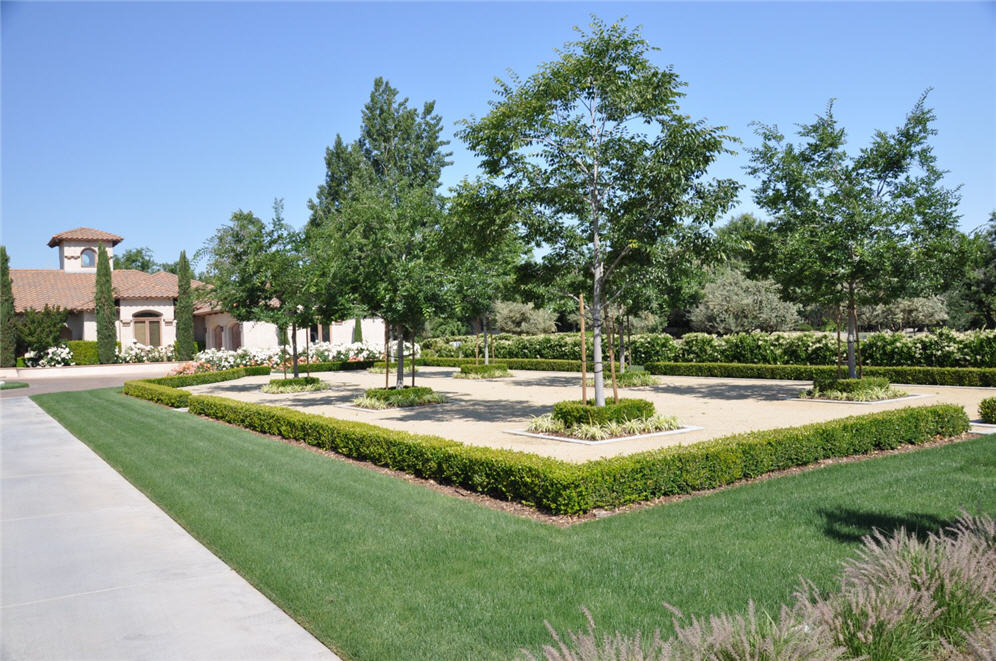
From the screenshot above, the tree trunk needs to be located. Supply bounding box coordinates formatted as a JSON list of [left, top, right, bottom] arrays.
[[591, 268, 606, 406], [483, 316, 490, 366], [607, 317, 619, 404], [580, 294, 587, 403], [291, 323, 299, 378], [855, 307, 862, 378], [846, 293, 858, 379], [617, 315, 625, 373], [835, 306, 843, 379], [305, 330, 310, 376], [384, 321, 390, 389], [411, 336, 416, 388], [395, 326, 405, 389]]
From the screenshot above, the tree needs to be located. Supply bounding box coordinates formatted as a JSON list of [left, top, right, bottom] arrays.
[[14, 306, 68, 356], [861, 296, 948, 331], [309, 78, 452, 388], [689, 269, 800, 334], [115, 246, 159, 272], [493, 301, 557, 335], [945, 213, 996, 329], [747, 92, 963, 377], [0, 246, 15, 367], [459, 17, 740, 405], [352, 317, 363, 343], [174, 251, 195, 360], [95, 246, 116, 363]]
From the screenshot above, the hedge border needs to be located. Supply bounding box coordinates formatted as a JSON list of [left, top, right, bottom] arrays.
[[123, 369, 971, 514], [645, 362, 996, 387]]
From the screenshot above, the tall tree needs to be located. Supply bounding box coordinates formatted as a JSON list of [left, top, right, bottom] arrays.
[[747, 92, 962, 377], [174, 251, 195, 360], [309, 78, 452, 387], [95, 245, 116, 363], [115, 247, 159, 272], [0, 246, 15, 367], [459, 17, 740, 404]]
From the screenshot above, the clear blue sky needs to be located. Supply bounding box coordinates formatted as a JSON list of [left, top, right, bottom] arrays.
[[3, 1, 993, 269]]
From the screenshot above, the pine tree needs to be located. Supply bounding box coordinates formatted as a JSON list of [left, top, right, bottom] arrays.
[[174, 251, 194, 360], [352, 317, 363, 343], [0, 246, 16, 367], [95, 246, 116, 363]]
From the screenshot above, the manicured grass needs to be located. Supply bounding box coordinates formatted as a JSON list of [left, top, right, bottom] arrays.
[[33, 388, 996, 661], [0, 381, 29, 390]]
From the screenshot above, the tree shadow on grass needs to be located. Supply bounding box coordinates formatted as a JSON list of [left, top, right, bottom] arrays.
[[817, 507, 955, 544]]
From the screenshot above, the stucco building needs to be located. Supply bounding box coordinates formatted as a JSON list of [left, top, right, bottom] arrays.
[[10, 227, 383, 351]]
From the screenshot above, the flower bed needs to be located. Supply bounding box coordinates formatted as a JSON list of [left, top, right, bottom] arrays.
[[801, 376, 908, 402], [262, 376, 329, 394], [352, 386, 446, 409]]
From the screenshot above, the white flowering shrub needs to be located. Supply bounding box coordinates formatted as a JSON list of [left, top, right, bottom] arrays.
[[116, 343, 175, 363], [309, 340, 390, 362], [23, 345, 75, 367], [194, 347, 283, 370]]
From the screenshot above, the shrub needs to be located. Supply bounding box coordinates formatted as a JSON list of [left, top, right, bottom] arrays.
[[23, 345, 74, 367], [147, 365, 271, 389], [174, 251, 195, 361], [270, 376, 321, 387], [645, 362, 996, 387], [95, 246, 115, 364], [14, 305, 68, 356], [457, 363, 512, 378], [587, 370, 659, 388], [123, 380, 191, 408], [527, 413, 680, 440], [689, 270, 801, 334], [980, 397, 996, 424], [811, 376, 891, 394], [551, 399, 655, 427], [66, 340, 100, 365], [494, 300, 557, 335], [359, 386, 445, 408], [262, 376, 328, 394]]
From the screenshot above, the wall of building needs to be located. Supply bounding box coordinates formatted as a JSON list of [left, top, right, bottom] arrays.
[[59, 241, 115, 272], [118, 298, 176, 346]]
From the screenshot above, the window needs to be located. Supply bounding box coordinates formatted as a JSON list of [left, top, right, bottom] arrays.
[[213, 325, 224, 349], [133, 311, 162, 347], [229, 323, 242, 350], [81, 249, 96, 268]]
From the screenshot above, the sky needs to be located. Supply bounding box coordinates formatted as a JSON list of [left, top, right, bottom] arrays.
[[2, 1, 994, 270]]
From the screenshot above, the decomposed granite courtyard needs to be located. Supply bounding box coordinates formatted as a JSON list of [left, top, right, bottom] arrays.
[[184, 366, 995, 462]]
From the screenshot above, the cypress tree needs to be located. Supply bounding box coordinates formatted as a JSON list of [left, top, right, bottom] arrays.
[[95, 246, 116, 363], [0, 246, 16, 367], [352, 316, 363, 343], [174, 251, 194, 360]]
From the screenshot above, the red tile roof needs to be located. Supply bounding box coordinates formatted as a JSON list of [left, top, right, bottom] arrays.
[[10, 269, 205, 313], [47, 227, 124, 247]]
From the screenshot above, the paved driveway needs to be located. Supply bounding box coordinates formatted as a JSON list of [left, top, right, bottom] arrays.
[[1, 397, 340, 661]]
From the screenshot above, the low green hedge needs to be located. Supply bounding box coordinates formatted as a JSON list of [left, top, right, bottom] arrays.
[[417, 357, 583, 372], [124, 366, 971, 513], [552, 399, 655, 427], [365, 386, 435, 404], [147, 366, 272, 388], [980, 397, 996, 424], [645, 362, 996, 387], [66, 340, 100, 365], [812, 376, 890, 393], [299, 360, 375, 373], [270, 376, 321, 387], [459, 363, 510, 376]]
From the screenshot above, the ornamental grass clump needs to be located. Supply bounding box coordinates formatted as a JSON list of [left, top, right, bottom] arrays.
[[529, 398, 679, 440], [261, 376, 329, 394], [454, 363, 513, 379], [352, 386, 446, 409], [524, 512, 996, 661], [802, 376, 908, 402], [586, 370, 659, 388]]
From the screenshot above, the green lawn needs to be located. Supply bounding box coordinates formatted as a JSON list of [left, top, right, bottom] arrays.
[[33, 388, 996, 661]]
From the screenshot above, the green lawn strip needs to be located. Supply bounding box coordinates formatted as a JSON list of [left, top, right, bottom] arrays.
[[32, 388, 996, 661], [0, 381, 29, 390]]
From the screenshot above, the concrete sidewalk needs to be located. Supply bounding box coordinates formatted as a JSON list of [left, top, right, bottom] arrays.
[[1, 397, 340, 661]]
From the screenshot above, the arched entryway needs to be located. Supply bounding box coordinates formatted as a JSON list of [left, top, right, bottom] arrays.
[[133, 311, 163, 346], [229, 323, 242, 350], [213, 325, 224, 350]]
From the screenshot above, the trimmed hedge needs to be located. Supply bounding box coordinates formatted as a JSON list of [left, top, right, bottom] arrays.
[[812, 376, 890, 393], [459, 363, 510, 376], [552, 399, 655, 427], [147, 365, 272, 388], [365, 386, 435, 405], [66, 340, 100, 365], [981, 397, 996, 424], [417, 357, 583, 372], [270, 376, 321, 387], [299, 360, 375, 373], [123, 369, 971, 514], [645, 362, 996, 387]]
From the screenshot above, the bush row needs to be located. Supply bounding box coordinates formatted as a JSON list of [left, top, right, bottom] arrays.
[[123, 374, 970, 513], [148, 365, 272, 388], [122, 380, 192, 408], [645, 362, 996, 387], [297, 359, 376, 373], [270, 376, 321, 387], [417, 357, 583, 371], [812, 375, 890, 393], [459, 363, 509, 376], [422, 329, 996, 368]]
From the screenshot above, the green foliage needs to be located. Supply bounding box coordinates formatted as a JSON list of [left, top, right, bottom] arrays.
[[458, 16, 740, 405], [419, 357, 584, 372], [812, 376, 891, 394], [304, 360, 376, 373], [262, 377, 328, 394], [174, 251, 195, 361], [146, 365, 272, 389], [493, 301, 557, 335], [689, 269, 800, 334], [270, 376, 321, 387], [95, 246, 116, 364], [945, 213, 996, 329], [352, 317, 363, 343], [0, 246, 15, 367], [123, 380, 192, 408], [122, 375, 970, 514], [361, 386, 444, 407], [456, 363, 512, 379], [552, 399, 655, 427], [115, 246, 158, 272], [0, 381, 28, 390], [645, 361, 996, 386], [66, 340, 100, 365], [587, 370, 659, 388], [14, 305, 68, 355], [980, 397, 996, 424]]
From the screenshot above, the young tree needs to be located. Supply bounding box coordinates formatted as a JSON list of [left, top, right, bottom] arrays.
[[309, 78, 452, 388], [174, 251, 195, 360], [459, 18, 740, 405], [95, 246, 117, 363], [747, 93, 962, 377], [0, 246, 15, 367]]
